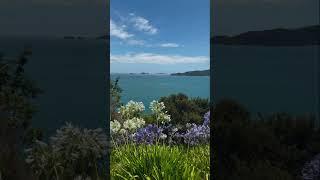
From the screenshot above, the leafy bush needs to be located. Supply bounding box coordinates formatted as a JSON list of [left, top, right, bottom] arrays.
[[159, 93, 209, 125], [213, 99, 320, 180], [25, 123, 108, 179], [213, 98, 250, 124]]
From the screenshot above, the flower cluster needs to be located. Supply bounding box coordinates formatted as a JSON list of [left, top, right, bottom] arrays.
[[123, 117, 145, 131], [181, 123, 210, 145], [150, 100, 166, 113], [50, 123, 108, 159], [111, 118, 146, 135], [110, 120, 121, 134], [119, 100, 145, 120], [175, 111, 210, 146], [203, 111, 210, 126], [150, 100, 171, 124], [111, 101, 146, 136], [25, 122, 108, 179], [301, 153, 320, 180], [132, 124, 166, 144], [111, 100, 210, 147]]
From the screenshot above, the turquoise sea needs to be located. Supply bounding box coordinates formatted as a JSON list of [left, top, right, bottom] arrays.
[[111, 74, 210, 110]]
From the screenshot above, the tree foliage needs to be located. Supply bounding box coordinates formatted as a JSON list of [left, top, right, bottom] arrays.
[[159, 93, 209, 125], [110, 77, 122, 121], [0, 50, 42, 180]]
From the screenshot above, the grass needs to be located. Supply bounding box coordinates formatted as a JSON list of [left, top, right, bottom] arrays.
[[111, 144, 210, 180]]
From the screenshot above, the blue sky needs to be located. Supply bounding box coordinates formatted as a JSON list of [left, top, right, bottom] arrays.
[[110, 0, 210, 73]]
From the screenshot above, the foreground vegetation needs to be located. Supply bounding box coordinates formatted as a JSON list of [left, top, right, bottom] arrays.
[[0, 50, 42, 179], [109, 98, 210, 179], [111, 145, 209, 179], [213, 99, 320, 180]]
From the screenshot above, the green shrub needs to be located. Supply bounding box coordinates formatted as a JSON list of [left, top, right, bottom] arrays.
[[159, 93, 209, 125], [213, 99, 320, 180], [25, 123, 108, 179], [212, 98, 250, 124]]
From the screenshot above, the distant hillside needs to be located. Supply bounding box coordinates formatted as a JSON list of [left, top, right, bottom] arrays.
[[171, 70, 209, 76], [211, 25, 320, 46]]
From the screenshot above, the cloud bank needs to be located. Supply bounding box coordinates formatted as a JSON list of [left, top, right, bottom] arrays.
[[129, 13, 158, 35], [110, 19, 133, 40], [111, 53, 209, 64], [160, 43, 180, 48]]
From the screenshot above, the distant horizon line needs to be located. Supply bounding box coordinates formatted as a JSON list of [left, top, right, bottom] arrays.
[[111, 69, 210, 74], [1, 24, 317, 39]]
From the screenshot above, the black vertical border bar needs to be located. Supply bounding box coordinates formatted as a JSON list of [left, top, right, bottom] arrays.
[[317, 3, 320, 130], [105, 0, 110, 178], [210, 0, 215, 178]]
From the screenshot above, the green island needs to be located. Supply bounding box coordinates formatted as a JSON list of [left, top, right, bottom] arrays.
[[171, 69, 209, 76]]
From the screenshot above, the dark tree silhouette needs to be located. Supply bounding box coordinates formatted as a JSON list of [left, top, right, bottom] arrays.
[[0, 49, 41, 180]]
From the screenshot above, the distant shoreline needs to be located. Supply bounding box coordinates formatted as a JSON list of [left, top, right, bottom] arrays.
[[110, 70, 210, 76], [211, 25, 320, 46], [111, 73, 170, 75], [171, 70, 209, 76]]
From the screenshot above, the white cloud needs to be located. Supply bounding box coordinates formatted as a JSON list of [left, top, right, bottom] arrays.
[[110, 19, 133, 40], [127, 39, 145, 46], [129, 13, 158, 35], [111, 53, 209, 64], [160, 43, 180, 48]]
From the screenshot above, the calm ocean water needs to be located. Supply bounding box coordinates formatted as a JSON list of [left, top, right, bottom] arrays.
[[111, 74, 210, 111], [213, 45, 319, 115], [0, 37, 318, 135], [0, 37, 107, 136]]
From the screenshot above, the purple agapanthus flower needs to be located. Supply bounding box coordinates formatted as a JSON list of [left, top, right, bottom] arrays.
[[183, 123, 210, 145], [203, 111, 210, 126], [176, 111, 211, 146], [132, 124, 165, 144], [301, 153, 320, 180], [115, 111, 211, 146]]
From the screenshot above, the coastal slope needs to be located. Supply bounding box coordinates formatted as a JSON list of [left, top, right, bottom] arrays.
[[211, 25, 320, 46], [171, 70, 209, 76]]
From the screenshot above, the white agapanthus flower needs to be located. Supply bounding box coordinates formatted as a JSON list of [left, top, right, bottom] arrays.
[[119, 128, 127, 134], [150, 100, 171, 124], [172, 128, 178, 133], [119, 100, 145, 119], [160, 113, 171, 124], [123, 119, 134, 130], [150, 100, 165, 113], [110, 120, 121, 133], [123, 117, 145, 131], [160, 133, 167, 140], [186, 123, 192, 128]]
